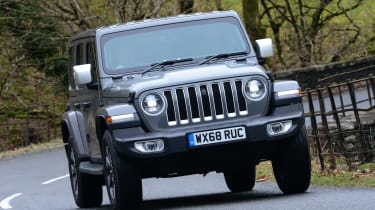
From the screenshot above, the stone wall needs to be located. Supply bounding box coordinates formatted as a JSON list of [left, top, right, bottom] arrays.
[[273, 56, 375, 89]]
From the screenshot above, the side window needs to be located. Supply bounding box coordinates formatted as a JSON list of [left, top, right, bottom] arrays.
[[86, 42, 98, 84], [69, 46, 76, 90], [76, 43, 84, 65]]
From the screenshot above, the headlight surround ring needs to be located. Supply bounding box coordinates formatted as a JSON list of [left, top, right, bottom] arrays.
[[140, 93, 166, 116], [244, 78, 267, 101]]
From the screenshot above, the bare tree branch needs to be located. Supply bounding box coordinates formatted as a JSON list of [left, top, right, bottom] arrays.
[[260, 0, 286, 68], [261, 0, 364, 68]]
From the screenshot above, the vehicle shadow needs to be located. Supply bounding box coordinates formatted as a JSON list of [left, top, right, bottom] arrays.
[[84, 188, 312, 210], [141, 190, 284, 210]]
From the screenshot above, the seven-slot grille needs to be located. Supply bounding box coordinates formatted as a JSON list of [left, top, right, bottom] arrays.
[[164, 80, 248, 126]]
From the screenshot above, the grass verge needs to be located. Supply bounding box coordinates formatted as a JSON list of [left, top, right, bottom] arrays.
[[256, 160, 375, 188], [0, 139, 64, 159]]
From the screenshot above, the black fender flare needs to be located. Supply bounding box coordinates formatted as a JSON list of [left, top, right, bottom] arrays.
[[95, 104, 140, 150], [61, 111, 90, 161]]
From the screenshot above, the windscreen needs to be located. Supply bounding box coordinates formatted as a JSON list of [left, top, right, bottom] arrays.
[[101, 17, 250, 74]]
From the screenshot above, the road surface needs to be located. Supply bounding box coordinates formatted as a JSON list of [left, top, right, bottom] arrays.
[[1, 147, 375, 210]]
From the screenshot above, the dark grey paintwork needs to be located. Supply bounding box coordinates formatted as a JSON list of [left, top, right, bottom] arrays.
[[57, 10, 311, 210], [97, 104, 137, 118], [101, 62, 268, 99], [272, 80, 302, 106], [62, 10, 304, 176], [136, 75, 271, 131]]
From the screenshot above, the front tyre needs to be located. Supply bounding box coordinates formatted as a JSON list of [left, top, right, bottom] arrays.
[[66, 140, 103, 208], [102, 130, 142, 210], [224, 165, 256, 192], [272, 126, 311, 194]]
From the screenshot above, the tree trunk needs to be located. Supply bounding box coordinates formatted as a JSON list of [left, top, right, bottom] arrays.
[[215, 0, 223, 11], [242, 0, 262, 43], [179, 0, 194, 14]]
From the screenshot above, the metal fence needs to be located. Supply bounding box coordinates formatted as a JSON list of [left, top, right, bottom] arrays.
[[303, 76, 375, 171], [0, 104, 59, 152]]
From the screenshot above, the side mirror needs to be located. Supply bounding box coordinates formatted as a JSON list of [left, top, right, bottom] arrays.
[[255, 38, 274, 58], [73, 64, 92, 86]]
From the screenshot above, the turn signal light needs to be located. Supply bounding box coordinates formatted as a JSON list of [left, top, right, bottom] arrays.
[[277, 89, 301, 97], [105, 114, 135, 124]]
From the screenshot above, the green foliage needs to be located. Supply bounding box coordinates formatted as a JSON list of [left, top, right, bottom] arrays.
[[257, 160, 375, 187], [358, 163, 375, 171], [0, 0, 67, 77], [311, 172, 375, 187]]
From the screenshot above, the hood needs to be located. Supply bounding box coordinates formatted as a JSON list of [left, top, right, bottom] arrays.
[[101, 62, 270, 99]]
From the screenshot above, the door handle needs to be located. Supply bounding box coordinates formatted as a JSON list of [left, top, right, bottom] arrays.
[[82, 102, 92, 108], [73, 102, 91, 109], [73, 103, 81, 109]]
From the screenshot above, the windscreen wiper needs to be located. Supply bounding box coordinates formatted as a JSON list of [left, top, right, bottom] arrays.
[[141, 58, 193, 75], [198, 51, 248, 65]]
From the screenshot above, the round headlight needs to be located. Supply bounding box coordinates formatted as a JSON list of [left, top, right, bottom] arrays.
[[245, 79, 267, 101], [141, 94, 165, 115]]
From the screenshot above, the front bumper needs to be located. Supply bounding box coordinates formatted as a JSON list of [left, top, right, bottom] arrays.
[[112, 103, 304, 158]]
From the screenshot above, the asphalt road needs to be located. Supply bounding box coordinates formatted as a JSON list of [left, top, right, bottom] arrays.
[[1, 147, 375, 210]]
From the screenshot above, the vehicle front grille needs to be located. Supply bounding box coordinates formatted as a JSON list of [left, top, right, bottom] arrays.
[[163, 80, 248, 126]]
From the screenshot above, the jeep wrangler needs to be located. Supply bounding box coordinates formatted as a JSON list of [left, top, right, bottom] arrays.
[[62, 11, 311, 210]]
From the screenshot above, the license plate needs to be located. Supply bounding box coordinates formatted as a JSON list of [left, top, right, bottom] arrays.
[[188, 126, 246, 147]]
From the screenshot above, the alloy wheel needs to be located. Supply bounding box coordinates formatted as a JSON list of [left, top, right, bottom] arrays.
[[104, 145, 116, 204], [69, 147, 79, 198]]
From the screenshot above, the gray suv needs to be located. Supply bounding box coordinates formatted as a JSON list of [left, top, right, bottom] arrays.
[[62, 11, 310, 210]]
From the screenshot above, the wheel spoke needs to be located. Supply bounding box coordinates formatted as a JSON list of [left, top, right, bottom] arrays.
[[104, 146, 116, 204], [69, 147, 79, 197]]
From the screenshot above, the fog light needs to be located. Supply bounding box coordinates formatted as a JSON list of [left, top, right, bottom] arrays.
[[267, 120, 292, 136], [134, 139, 164, 153]]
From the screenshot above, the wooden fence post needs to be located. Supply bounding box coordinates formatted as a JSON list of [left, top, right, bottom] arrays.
[[317, 88, 336, 170], [25, 107, 30, 146], [370, 76, 375, 104], [307, 89, 325, 171], [347, 82, 370, 162], [6, 108, 10, 137], [366, 80, 372, 107], [46, 104, 50, 142], [53, 98, 57, 140], [338, 87, 346, 117], [327, 86, 353, 170]]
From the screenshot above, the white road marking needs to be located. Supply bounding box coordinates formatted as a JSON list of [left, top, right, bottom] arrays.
[[42, 174, 69, 185], [0, 193, 22, 209]]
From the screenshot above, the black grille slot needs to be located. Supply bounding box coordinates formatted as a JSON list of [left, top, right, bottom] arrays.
[[200, 85, 211, 117], [176, 89, 188, 121], [188, 87, 200, 119], [212, 83, 223, 116], [235, 81, 247, 112], [224, 82, 235, 114], [164, 91, 176, 122]]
